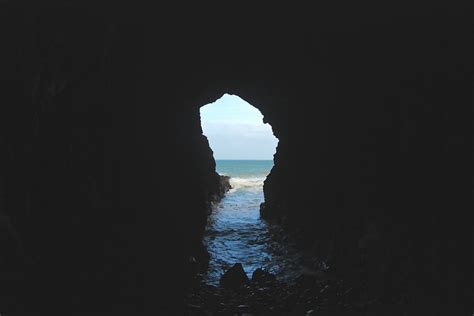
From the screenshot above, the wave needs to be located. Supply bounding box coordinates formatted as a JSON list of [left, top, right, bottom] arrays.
[[229, 176, 266, 191]]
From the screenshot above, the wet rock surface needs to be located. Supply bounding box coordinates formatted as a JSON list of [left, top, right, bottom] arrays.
[[186, 269, 381, 315], [219, 175, 232, 194]]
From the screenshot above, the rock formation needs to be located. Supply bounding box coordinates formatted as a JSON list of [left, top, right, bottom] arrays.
[[220, 263, 249, 289], [0, 3, 470, 314]]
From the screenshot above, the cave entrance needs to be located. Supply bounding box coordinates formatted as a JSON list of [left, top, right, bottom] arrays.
[[199, 94, 301, 285]]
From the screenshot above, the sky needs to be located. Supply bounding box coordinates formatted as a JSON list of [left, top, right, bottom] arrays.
[[200, 94, 278, 160]]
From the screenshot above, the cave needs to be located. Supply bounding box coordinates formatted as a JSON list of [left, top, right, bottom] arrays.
[[0, 3, 471, 314], [198, 94, 285, 284]]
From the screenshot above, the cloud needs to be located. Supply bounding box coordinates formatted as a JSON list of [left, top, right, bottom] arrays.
[[200, 94, 278, 159], [202, 121, 274, 138]]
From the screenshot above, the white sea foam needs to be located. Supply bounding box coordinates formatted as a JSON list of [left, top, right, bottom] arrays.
[[229, 176, 265, 191]]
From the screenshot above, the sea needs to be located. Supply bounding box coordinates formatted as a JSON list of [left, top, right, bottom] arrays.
[[203, 160, 312, 286]]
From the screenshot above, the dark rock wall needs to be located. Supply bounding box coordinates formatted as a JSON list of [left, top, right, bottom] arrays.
[[1, 8, 146, 311], [0, 3, 470, 312]]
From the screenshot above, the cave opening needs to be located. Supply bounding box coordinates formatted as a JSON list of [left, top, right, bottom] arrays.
[[198, 94, 303, 285]]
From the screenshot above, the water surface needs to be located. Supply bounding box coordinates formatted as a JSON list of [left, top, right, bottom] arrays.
[[203, 160, 310, 285]]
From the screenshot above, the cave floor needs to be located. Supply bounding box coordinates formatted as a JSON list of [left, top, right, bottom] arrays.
[[184, 272, 388, 315]]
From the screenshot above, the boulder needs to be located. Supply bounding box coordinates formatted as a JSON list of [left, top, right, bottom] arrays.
[[251, 268, 276, 284], [219, 175, 232, 193], [220, 263, 249, 289]]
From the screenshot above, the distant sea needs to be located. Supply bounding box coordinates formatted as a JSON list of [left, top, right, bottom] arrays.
[[203, 160, 307, 286], [215, 160, 273, 192]]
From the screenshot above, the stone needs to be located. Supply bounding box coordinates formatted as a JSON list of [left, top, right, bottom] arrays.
[[251, 268, 276, 284], [220, 263, 249, 289]]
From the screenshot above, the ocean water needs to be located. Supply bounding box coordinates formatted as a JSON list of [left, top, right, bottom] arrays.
[[216, 160, 272, 193], [203, 160, 309, 285]]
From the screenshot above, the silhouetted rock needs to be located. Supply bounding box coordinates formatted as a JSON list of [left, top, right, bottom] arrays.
[[220, 263, 249, 289], [251, 268, 276, 284]]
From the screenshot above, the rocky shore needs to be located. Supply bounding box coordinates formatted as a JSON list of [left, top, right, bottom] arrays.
[[185, 264, 387, 315], [189, 174, 232, 275], [215, 175, 232, 203]]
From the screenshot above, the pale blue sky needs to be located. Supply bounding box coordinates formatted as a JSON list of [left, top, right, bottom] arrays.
[[200, 94, 278, 160]]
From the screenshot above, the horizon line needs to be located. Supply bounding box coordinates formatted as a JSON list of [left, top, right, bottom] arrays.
[[215, 158, 274, 161]]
